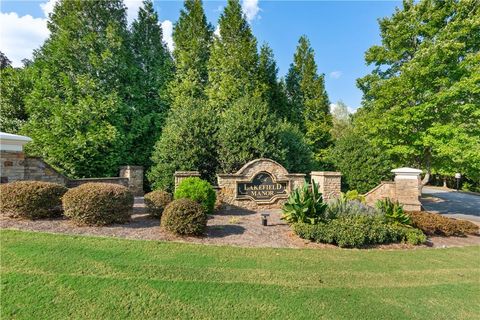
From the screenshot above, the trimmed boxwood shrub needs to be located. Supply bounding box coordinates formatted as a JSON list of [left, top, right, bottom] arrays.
[[63, 183, 134, 226], [407, 211, 479, 236], [0, 181, 67, 219], [174, 177, 216, 215], [161, 199, 207, 236], [293, 215, 426, 248], [144, 190, 172, 218]]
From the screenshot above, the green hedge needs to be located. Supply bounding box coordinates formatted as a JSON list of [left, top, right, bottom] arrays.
[[174, 177, 216, 215], [293, 215, 426, 248], [0, 181, 68, 219], [63, 183, 134, 226]]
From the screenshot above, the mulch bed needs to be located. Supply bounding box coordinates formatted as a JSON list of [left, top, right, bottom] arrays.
[[1, 198, 479, 249]]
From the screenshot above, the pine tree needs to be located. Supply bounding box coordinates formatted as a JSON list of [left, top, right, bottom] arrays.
[[257, 44, 289, 120], [286, 35, 332, 166], [206, 0, 260, 111], [128, 0, 174, 170], [22, 0, 132, 177], [148, 0, 216, 190], [171, 0, 213, 100]]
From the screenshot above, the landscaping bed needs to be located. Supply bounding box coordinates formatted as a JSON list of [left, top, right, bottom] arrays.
[[1, 197, 479, 249]]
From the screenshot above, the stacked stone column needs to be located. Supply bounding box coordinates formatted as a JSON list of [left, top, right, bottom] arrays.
[[310, 171, 342, 202]]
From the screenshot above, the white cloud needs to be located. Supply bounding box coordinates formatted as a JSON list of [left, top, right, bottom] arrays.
[[0, 12, 50, 67], [330, 103, 356, 114], [124, 0, 143, 25], [40, 0, 58, 18], [329, 71, 343, 79], [242, 0, 261, 22], [161, 20, 173, 52], [214, 25, 221, 38]]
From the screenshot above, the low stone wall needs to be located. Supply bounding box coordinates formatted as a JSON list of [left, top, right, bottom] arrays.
[[67, 177, 129, 188], [24, 157, 69, 185], [1, 150, 143, 195], [364, 182, 395, 207], [364, 168, 422, 211]]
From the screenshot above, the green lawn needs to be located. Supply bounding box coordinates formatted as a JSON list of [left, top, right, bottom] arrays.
[[1, 230, 479, 319]]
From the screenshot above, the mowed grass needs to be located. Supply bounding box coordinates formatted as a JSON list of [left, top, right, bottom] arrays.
[[1, 230, 479, 319]]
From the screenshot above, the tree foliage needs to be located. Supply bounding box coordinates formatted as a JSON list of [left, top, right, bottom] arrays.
[[22, 0, 132, 177], [128, 0, 174, 169], [356, 0, 480, 182], [206, 0, 261, 112], [286, 36, 332, 166]]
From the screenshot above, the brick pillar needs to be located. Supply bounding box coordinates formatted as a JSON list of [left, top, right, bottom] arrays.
[[119, 166, 144, 196], [310, 171, 342, 202], [391, 167, 422, 211], [174, 171, 200, 191]]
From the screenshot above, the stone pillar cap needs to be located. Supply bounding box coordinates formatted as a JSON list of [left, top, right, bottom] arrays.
[[311, 171, 342, 176], [0, 132, 32, 152], [391, 167, 423, 174]]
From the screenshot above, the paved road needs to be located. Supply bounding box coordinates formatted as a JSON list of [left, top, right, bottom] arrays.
[[422, 187, 480, 222]]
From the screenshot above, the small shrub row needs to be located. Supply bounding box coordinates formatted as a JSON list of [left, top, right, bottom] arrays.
[[407, 211, 479, 236], [0, 181, 67, 219], [293, 215, 426, 248]]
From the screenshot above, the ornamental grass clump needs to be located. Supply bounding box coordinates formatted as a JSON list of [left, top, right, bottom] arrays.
[[174, 177, 216, 215], [0, 181, 67, 219], [144, 190, 172, 218], [62, 183, 134, 226], [161, 199, 207, 236]]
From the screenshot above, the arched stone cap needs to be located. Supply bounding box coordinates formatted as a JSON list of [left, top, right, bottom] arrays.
[[235, 158, 289, 176]]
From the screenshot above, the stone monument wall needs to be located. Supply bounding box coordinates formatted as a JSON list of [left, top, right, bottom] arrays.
[[216, 158, 306, 211]]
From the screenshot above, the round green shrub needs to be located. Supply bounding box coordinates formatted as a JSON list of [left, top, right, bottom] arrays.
[[161, 199, 207, 236], [144, 190, 172, 218], [0, 181, 67, 219], [63, 183, 134, 226], [174, 177, 216, 215]]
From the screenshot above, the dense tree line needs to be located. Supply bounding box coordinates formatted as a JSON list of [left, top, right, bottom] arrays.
[[2, 0, 476, 192], [329, 0, 480, 192]]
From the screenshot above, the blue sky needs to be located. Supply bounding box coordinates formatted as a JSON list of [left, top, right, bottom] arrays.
[[0, 0, 402, 110]]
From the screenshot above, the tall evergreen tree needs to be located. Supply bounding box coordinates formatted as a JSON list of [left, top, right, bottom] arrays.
[[128, 0, 174, 170], [206, 0, 261, 111], [148, 0, 216, 190], [286, 35, 332, 166], [22, 0, 132, 178], [171, 0, 213, 100], [257, 44, 289, 119]]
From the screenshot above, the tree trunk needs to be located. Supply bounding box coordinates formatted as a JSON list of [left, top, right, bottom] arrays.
[[421, 148, 431, 188]]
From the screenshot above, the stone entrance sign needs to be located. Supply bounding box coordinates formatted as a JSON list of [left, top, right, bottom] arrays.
[[217, 158, 305, 211], [237, 171, 288, 202]]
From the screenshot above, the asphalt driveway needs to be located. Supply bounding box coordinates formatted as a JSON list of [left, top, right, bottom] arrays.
[[422, 187, 480, 222]]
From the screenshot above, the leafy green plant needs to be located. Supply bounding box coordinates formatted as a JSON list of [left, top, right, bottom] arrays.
[[282, 183, 328, 224], [343, 190, 366, 203], [376, 198, 411, 225], [174, 177, 216, 215]]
